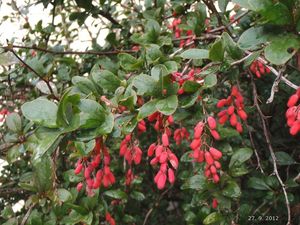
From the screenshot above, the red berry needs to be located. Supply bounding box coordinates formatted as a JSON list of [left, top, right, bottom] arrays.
[[204, 151, 214, 165], [207, 116, 217, 129], [230, 113, 238, 126], [168, 168, 175, 184], [287, 94, 299, 107], [236, 122, 243, 133], [237, 109, 247, 121], [209, 147, 222, 160], [162, 133, 169, 147], [76, 182, 83, 192], [210, 129, 220, 140], [157, 173, 167, 189], [217, 99, 227, 108], [212, 198, 218, 209]]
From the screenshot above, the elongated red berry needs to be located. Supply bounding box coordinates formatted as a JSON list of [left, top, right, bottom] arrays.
[[213, 174, 220, 183], [205, 151, 214, 165], [237, 109, 247, 121], [227, 106, 235, 115], [217, 99, 227, 108], [212, 198, 218, 209], [290, 122, 300, 135], [207, 116, 217, 129], [209, 147, 222, 160], [159, 151, 168, 163], [77, 182, 83, 192], [214, 160, 221, 169], [230, 113, 238, 126], [236, 122, 243, 133], [162, 133, 169, 147], [210, 165, 217, 174], [168, 168, 175, 184], [219, 114, 228, 124], [147, 143, 156, 157], [157, 173, 167, 189], [210, 129, 220, 140], [190, 138, 201, 150], [287, 94, 299, 107], [74, 163, 83, 175]]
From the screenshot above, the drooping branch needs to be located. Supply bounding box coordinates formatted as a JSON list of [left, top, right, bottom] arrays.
[[1, 45, 137, 56], [251, 74, 291, 225]]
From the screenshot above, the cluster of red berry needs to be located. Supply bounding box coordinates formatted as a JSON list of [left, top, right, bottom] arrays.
[[286, 89, 300, 135], [216, 86, 247, 133], [171, 68, 202, 95], [250, 60, 271, 78], [119, 134, 142, 165], [74, 139, 115, 195], [173, 127, 190, 145], [105, 212, 116, 225], [148, 132, 179, 189], [148, 112, 173, 132], [190, 120, 222, 183], [169, 18, 194, 47]]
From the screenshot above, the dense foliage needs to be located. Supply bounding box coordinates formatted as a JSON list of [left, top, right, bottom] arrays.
[[1, 0, 300, 224]]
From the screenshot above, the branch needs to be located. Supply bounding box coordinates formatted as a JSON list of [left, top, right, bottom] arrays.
[[209, 10, 249, 34], [142, 187, 171, 225], [8, 48, 59, 101], [98, 9, 120, 26], [2, 45, 137, 56], [202, 0, 233, 36], [21, 203, 36, 225], [251, 74, 291, 225], [266, 66, 284, 104]]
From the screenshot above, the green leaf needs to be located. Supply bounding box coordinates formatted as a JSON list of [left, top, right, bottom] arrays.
[[247, 177, 271, 190], [118, 53, 143, 71], [32, 154, 54, 192], [6, 112, 22, 132], [72, 76, 97, 95], [273, 151, 296, 166], [180, 49, 209, 60], [133, 74, 157, 95], [57, 188, 73, 202], [104, 190, 127, 200], [151, 64, 169, 81], [229, 164, 250, 177], [238, 27, 269, 50], [21, 98, 58, 128], [222, 181, 241, 198], [264, 35, 300, 65], [130, 191, 145, 201], [209, 39, 224, 61], [137, 99, 158, 121], [27, 127, 62, 160], [229, 148, 253, 168], [261, 3, 292, 25], [181, 174, 207, 190], [91, 66, 121, 92], [78, 99, 107, 129], [204, 74, 217, 88], [222, 32, 243, 59], [182, 80, 201, 93], [156, 95, 178, 115], [0, 51, 18, 66], [203, 212, 223, 225], [164, 61, 178, 73]]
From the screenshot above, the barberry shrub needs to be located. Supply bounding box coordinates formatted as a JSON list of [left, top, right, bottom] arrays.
[[0, 1, 300, 225]]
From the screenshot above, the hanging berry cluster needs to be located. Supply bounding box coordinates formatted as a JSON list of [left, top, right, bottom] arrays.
[[148, 132, 179, 189], [168, 17, 194, 47], [173, 127, 190, 145], [190, 120, 222, 183], [286, 89, 300, 135], [216, 86, 247, 133], [119, 134, 142, 165], [250, 60, 271, 78], [171, 68, 202, 95], [74, 138, 115, 195], [119, 133, 142, 186]]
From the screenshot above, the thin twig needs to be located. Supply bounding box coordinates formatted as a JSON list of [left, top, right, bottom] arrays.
[[20, 203, 35, 225], [142, 187, 171, 225], [9, 49, 59, 101], [2, 45, 137, 56], [251, 74, 291, 225], [266, 66, 284, 104]]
